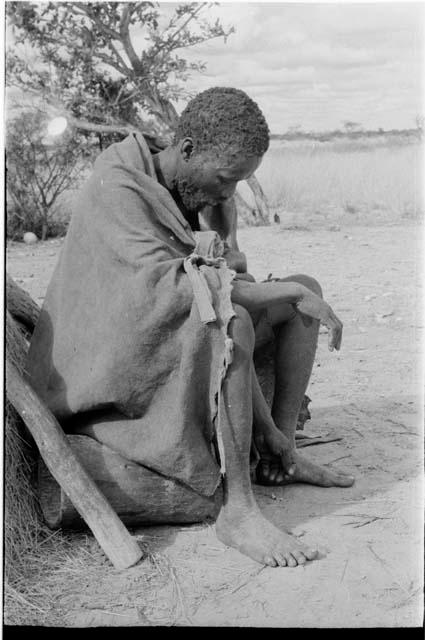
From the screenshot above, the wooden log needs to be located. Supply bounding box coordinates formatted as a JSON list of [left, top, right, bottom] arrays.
[[246, 174, 270, 226], [6, 359, 143, 570], [234, 191, 259, 227], [6, 274, 40, 335], [38, 435, 222, 529]]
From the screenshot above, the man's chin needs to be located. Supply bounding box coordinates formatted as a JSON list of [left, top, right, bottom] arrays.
[[182, 198, 216, 213]]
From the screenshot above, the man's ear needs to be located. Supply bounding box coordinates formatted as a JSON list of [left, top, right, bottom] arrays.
[[180, 137, 194, 162]]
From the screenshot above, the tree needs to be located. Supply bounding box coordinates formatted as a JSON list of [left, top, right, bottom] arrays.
[[287, 124, 302, 136], [6, 2, 234, 138], [6, 109, 89, 240], [6, 2, 269, 224], [342, 120, 363, 134]]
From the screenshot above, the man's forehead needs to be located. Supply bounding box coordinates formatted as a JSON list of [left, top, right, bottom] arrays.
[[201, 148, 259, 167], [215, 155, 262, 174]]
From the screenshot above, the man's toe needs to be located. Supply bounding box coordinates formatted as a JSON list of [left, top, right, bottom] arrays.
[[286, 554, 297, 567], [304, 547, 318, 560], [275, 470, 285, 484], [292, 550, 307, 565], [274, 552, 287, 567], [339, 473, 355, 486]]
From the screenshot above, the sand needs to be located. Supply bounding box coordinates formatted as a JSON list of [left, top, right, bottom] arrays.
[[6, 220, 423, 627]]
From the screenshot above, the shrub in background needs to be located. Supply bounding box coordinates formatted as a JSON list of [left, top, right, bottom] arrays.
[[6, 110, 90, 240]]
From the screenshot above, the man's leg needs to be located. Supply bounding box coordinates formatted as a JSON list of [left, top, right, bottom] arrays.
[[257, 274, 354, 487], [215, 304, 318, 567]]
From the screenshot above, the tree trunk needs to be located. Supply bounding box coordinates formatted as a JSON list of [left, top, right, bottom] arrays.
[[41, 221, 48, 241], [6, 274, 40, 334], [246, 174, 270, 225], [234, 191, 259, 226]]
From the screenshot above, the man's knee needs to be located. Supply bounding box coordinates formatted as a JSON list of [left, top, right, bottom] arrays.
[[230, 304, 255, 356], [287, 274, 323, 298]]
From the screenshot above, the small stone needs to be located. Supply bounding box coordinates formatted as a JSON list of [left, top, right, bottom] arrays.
[[23, 232, 38, 245]]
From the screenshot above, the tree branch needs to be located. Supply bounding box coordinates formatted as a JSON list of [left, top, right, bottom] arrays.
[[95, 49, 130, 76], [119, 4, 144, 75], [71, 4, 120, 41]]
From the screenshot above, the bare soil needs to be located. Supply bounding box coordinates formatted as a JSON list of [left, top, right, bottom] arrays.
[[6, 220, 423, 627]]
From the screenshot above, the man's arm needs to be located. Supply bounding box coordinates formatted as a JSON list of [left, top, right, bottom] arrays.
[[231, 279, 343, 352], [199, 199, 248, 273]]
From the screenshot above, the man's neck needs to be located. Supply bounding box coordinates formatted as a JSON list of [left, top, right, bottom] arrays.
[[153, 147, 178, 193], [153, 147, 200, 228]]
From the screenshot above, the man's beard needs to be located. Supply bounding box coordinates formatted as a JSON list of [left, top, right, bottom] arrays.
[[175, 177, 216, 213]]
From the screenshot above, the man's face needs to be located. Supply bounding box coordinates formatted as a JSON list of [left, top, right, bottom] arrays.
[[175, 146, 262, 213]]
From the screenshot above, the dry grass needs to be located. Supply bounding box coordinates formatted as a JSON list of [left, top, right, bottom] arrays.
[[239, 137, 424, 225], [4, 311, 78, 626]]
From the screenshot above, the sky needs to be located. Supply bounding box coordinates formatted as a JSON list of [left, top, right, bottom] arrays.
[[155, 1, 425, 133], [4, 2, 424, 134]]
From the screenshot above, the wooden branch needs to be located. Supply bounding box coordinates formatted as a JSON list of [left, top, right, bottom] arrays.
[[72, 3, 120, 41], [234, 190, 259, 227], [96, 49, 130, 76], [119, 4, 144, 75], [68, 116, 136, 136], [6, 360, 143, 570], [67, 116, 170, 151], [41, 156, 60, 193], [6, 275, 40, 334], [108, 42, 131, 74], [45, 168, 75, 209], [157, 3, 204, 55], [246, 174, 270, 226]]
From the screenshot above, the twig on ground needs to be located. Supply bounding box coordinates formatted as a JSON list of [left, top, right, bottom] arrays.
[[229, 565, 267, 595], [393, 586, 423, 609], [340, 559, 349, 583], [169, 565, 192, 625], [344, 516, 391, 528], [325, 455, 351, 464], [297, 436, 343, 448], [367, 544, 410, 595]]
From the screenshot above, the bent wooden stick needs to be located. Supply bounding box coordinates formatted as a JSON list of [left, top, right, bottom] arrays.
[[6, 358, 143, 570]]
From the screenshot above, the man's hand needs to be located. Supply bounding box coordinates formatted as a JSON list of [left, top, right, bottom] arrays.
[[222, 246, 247, 273], [234, 272, 256, 283], [295, 289, 343, 351]]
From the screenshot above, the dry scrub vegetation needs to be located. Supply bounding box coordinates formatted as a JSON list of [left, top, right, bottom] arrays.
[[239, 137, 424, 226]]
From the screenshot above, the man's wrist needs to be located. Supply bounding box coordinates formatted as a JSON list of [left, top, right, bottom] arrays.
[[286, 282, 304, 305]]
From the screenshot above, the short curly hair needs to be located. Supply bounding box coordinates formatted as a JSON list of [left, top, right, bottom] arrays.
[[174, 87, 270, 158]]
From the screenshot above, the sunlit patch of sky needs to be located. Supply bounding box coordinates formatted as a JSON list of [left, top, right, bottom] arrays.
[[142, 1, 424, 133]]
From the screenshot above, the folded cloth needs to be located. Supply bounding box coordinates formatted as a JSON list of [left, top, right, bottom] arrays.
[[26, 133, 236, 496]]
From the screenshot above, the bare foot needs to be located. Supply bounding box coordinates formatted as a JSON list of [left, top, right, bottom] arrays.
[[256, 449, 355, 487], [216, 506, 318, 567]]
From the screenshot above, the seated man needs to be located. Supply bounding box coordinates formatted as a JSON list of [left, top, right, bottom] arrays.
[[27, 87, 354, 569]]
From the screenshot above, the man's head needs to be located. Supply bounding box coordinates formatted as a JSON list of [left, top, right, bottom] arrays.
[[172, 87, 270, 213]]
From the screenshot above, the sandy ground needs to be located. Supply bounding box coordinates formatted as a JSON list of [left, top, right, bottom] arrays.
[[6, 220, 424, 627]]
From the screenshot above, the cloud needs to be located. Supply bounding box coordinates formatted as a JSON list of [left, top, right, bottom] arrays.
[[136, 2, 424, 131], [6, 2, 423, 132]]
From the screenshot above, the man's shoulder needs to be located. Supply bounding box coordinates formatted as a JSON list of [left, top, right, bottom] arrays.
[[94, 133, 156, 180]]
